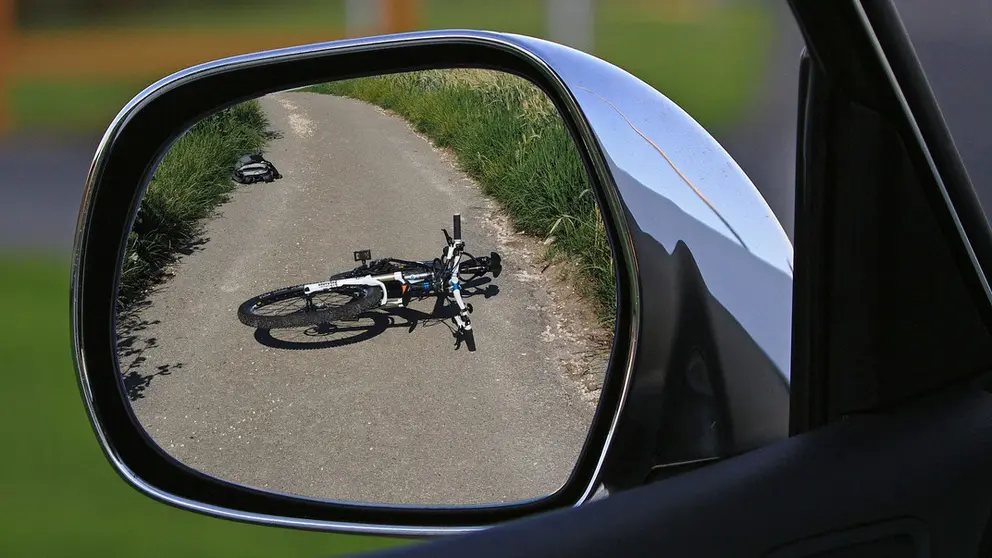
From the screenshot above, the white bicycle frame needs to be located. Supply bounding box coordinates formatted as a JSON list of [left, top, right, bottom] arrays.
[[300, 237, 473, 331], [445, 240, 472, 333]]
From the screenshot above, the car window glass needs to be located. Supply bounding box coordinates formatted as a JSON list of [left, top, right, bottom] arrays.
[[895, 0, 992, 216]]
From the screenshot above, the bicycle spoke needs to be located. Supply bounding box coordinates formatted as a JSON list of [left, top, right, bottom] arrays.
[[252, 289, 360, 317]]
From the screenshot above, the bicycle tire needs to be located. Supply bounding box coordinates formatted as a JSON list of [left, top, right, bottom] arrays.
[[237, 281, 382, 329]]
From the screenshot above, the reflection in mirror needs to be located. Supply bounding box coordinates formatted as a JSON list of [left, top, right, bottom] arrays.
[[116, 69, 617, 506]]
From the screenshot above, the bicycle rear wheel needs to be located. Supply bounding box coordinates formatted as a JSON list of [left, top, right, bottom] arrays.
[[237, 282, 382, 329]]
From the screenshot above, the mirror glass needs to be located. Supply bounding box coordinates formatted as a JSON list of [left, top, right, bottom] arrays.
[[115, 69, 617, 506]]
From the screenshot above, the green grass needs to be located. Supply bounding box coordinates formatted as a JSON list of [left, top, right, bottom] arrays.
[[10, 0, 771, 133], [0, 255, 407, 557], [424, 0, 773, 130], [593, 1, 772, 130], [309, 70, 616, 323], [9, 77, 157, 132], [119, 101, 269, 307]]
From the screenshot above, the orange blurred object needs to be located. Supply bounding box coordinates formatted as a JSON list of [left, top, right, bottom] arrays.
[[0, 0, 421, 133], [0, 0, 13, 132], [11, 29, 347, 79], [384, 0, 419, 34]]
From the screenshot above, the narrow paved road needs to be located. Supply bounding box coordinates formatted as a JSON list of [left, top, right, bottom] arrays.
[[117, 91, 597, 506]]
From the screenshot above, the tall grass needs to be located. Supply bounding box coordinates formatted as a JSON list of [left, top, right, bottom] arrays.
[[119, 101, 269, 307], [309, 70, 616, 324]]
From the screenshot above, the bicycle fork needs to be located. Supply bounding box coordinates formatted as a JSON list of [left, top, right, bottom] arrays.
[[450, 278, 472, 333], [444, 236, 473, 336]]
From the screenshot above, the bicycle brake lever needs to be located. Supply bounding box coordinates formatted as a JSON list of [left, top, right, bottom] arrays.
[[442, 228, 453, 246]]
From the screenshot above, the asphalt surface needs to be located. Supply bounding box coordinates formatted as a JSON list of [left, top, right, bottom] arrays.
[[116, 91, 596, 506]]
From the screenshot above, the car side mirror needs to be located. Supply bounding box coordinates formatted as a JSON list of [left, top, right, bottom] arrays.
[[71, 30, 793, 536]]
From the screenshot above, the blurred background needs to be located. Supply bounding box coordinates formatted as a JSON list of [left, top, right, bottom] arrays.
[[0, 0, 987, 556]]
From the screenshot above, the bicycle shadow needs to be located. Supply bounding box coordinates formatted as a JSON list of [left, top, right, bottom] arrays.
[[251, 278, 499, 352]]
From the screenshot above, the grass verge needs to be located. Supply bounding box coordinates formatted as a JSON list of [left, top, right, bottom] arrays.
[[309, 70, 616, 324], [0, 254, 406, 557], [119, 100, 269, 307]]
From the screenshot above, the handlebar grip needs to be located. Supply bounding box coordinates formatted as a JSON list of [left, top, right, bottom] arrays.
[[453, 214, 461, 240]]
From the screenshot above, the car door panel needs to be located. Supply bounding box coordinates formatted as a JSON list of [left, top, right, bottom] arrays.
[[362, 387, 992, 557]]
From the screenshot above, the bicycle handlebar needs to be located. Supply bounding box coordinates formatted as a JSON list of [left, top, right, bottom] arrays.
[[453, 214, 461, 241]]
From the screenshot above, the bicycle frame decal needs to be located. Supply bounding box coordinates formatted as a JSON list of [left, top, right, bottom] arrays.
[[303, 277, 390, 303]]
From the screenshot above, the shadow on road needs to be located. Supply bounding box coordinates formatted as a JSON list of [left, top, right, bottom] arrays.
[[123, 362, 184, 401], [116, 300, 185, 401], [252, 278, 499, 352]]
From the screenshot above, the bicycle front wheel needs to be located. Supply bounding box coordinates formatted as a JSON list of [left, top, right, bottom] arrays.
[[237, 282, 382, 329]]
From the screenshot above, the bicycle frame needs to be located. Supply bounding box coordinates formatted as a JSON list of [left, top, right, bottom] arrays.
[[301, 214, 476, 333]]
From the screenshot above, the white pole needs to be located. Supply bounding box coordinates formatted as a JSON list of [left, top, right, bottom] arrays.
[[345, 0, 380, 37], [547, 0, 595, 53]]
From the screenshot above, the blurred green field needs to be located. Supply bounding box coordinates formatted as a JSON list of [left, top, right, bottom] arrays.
[[10, 0, 771, 133], [0, 255, 407, 557]]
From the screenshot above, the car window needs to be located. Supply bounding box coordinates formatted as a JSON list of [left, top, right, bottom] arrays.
[[895, 0, 992, 217]]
